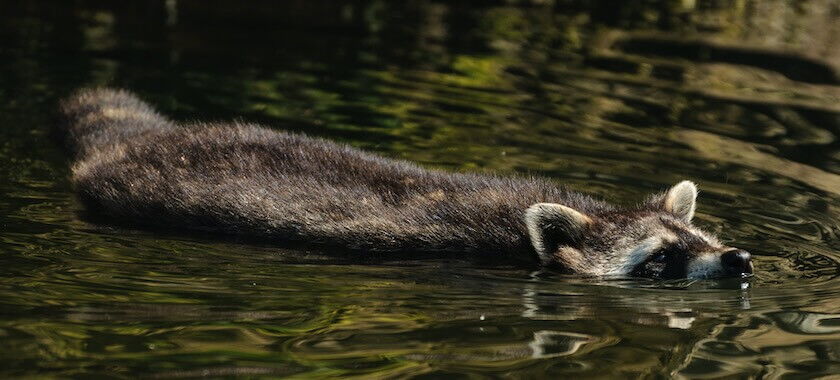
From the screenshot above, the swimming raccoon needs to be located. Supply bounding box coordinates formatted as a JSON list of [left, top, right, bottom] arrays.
[[59, 88, 753, 279]]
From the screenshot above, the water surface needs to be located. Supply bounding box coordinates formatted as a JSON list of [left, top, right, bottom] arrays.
[[2, 1, 840, 378]]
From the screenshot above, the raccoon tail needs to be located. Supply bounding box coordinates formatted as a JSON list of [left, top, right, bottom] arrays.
[[58, 88, 174, 160]]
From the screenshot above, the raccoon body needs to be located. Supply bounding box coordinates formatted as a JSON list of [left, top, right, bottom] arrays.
[[59, 89, 753, 279]]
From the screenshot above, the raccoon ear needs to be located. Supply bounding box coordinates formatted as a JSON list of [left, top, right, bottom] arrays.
[[525, 203, 592, 263], [663, 180, 698, 222]]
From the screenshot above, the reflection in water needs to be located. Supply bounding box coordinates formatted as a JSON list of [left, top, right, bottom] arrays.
[[1, 0, 840, 377], [773, 311, 840, 334], [675, 129, 840, 196], [678, 310, 840, 378], [529, 331, 594, 358]]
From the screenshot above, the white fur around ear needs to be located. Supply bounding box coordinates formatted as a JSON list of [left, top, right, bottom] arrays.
[[664, 180, 698, 222], [525, 203, 591, 263]]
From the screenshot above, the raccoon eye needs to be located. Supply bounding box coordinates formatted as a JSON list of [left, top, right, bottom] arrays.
[[652, 250, 668, 263]]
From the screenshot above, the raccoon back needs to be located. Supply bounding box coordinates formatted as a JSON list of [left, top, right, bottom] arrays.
[[60, 89, 613, 259]]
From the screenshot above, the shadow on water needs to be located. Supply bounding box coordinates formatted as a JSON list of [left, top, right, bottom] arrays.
[[1, 0, 840, 378]]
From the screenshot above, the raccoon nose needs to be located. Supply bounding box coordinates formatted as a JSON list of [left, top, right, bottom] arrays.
[[721, 249, 753, 275]]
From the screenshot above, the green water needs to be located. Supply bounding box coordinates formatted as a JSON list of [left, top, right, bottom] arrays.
[[2, 1, 840, 378]]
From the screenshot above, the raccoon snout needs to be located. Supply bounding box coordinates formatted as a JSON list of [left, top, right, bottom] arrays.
[[721, 249, 753, 276]]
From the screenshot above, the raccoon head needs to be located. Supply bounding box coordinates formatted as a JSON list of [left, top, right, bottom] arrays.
[[525, 181, 753, 279]]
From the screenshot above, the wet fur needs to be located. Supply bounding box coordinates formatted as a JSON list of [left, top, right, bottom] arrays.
[[58, 88, 731, 276]]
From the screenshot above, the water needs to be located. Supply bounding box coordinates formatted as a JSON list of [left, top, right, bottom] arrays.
[[2, 0, 840, 378]]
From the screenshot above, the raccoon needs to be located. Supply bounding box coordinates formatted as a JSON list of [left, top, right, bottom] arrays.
[[59, 88, 753, 279]]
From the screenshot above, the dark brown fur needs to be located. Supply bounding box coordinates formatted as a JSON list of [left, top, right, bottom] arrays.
[[59, 89, 618, 262], [58, 88, 752, 278]]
